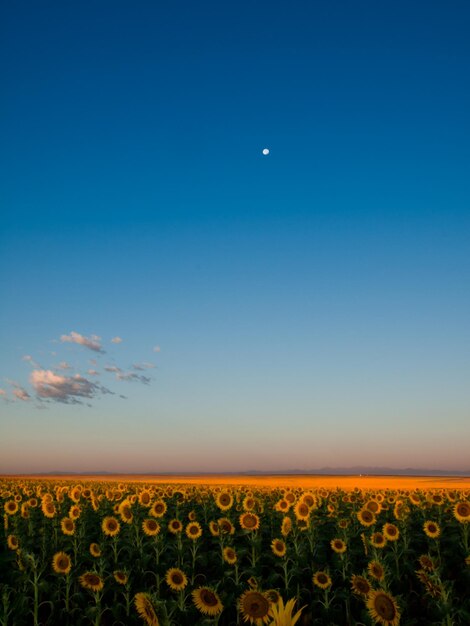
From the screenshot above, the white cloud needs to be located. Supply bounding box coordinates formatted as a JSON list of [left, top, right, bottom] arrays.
[[60, 331, 104, 353], [104, 365, 122, 373], [87, 369, 99, 376], [12, 386, 31, 401], [111, 336, 123, 344], [57, 361, 72, 370], [153, 345, 161, 352], [30, 369, 110, 404]]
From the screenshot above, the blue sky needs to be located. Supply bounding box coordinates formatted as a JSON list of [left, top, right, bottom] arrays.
[[1, 1, 469, 472]]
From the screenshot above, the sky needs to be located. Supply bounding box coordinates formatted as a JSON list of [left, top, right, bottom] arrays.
[[1, 1, 469, 474]]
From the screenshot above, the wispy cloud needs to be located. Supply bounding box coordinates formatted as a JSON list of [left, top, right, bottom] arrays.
[[132, 362, 156, 371], [60, 331, 104, 353], [12, 386, 31, 401], [116, 372, 151, 384], [22, 355, 42, 368], [7, 330, 156, 409], [30, 370, 111, 404]]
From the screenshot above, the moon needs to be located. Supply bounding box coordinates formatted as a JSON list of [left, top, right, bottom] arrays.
[[262, 148, 270, 155]]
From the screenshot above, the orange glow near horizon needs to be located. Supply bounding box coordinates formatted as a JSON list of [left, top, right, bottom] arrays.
[[4, 473, 470, 490]]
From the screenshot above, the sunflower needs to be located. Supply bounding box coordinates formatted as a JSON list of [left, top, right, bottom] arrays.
[[285, 491, 296, 504], [357, 509, 376, 527], [418, 554, 436, 571], [351, 574, 371, 598], [293, 501, 310, 520], [114, 570, 128, 585], [142, 519, 160, 536], [52, 552, 72, 575], [368, 560, 385, 582], [223, 546, 237, 565], [281, 516, 292, 537], [138, 490, 152, 507], [338, 518, 350, 529], [4, 501, 18, 515], [192, 587, 224, 617], [301, 492, 317, 509], [453, 501, 470, 523], [7, 534, 19, 550], [240, 513, 260, 531], [271, 538, 287, 557], [185, 521, 202, 540], [218, 517, 235, 535], [382, 523, 399, 542], [393, 501, 410, 521], [102, 516, 121, 537], [41, 500, 56, 518], [265, 589, 281, 604], [330, 538, 347, 554], [135, 592, 160, 626], [243, 495, 257, 511], [79, 572, 104, 592], [246, 576, 258, 589], [409, 492, 421, 506], [239, 590, 271, 625], [365, 500, 382, 514], [415, 570, 443, 598], [366, 589, 400, 626], [168, 519, 183, 534], [61, 517, 75, 536], [209, 520, 220, 536], [423, 520, 440, 539], [370, 532, 387, 548], [275, 499, 290, 513], [118, 500, 134, 524], [69, 505, 81, 520], [150, 500, 167, 518], [216, 491, 234, 511], [165, 567, 188, 591], [90, 543, 101, 557], [312, 571, 332, 590]]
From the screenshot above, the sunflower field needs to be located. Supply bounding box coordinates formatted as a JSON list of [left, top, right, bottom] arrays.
[[1, 478, 469, 626]]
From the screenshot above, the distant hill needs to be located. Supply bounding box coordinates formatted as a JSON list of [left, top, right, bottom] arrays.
[[7, 466, 470, 477], [245, 467, 470, 476]]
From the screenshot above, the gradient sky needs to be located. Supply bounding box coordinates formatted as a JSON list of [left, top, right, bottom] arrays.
[[1, 1, 470, 473]]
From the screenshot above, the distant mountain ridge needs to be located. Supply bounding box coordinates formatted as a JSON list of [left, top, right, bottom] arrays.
[[5, 466, 470, 477], [245, 467, 470, 476]]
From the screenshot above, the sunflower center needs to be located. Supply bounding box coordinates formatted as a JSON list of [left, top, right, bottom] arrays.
[[374, 594, 396, 619], [457, 503, 470, 516], [244, 593, 270, 617], [200, 590, 218, 606]]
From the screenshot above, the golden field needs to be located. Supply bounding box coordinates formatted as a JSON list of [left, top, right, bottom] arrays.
[[7, 473, 470, 490], [1, 475, 469, 626]]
